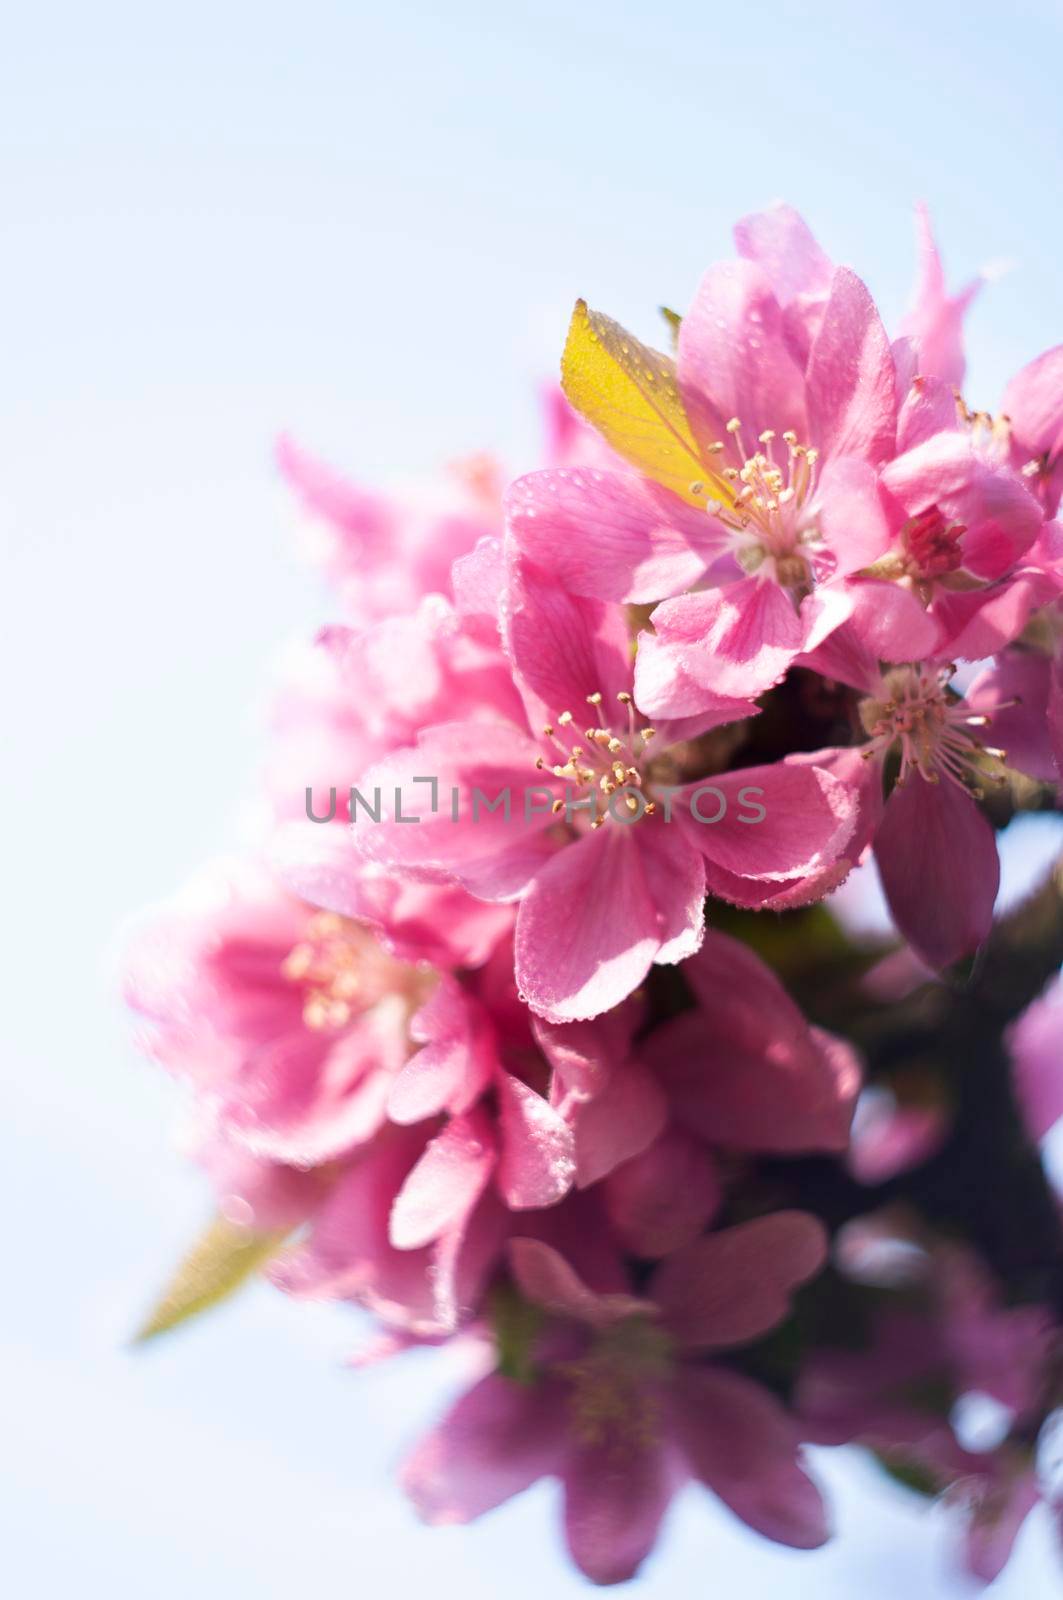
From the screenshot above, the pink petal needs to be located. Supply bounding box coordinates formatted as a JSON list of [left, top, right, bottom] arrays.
[[817, 456, 899, 575], [897, 373, 963, 452], [678, 757, 857, 882], [514, 827, 660, 1023], [388, 979, 497, 1124], [603, 1127, 722, 1258], [430, 1186, 511, 1331], [271, 1127, 439, 1330], [505, 468, 722, 603], [389, 1109, 497, 1250], [496, 1072, 577, 1209], [451, 535, 505, 643], [671, 1367, 829, 1548], [633, 624, 760, 720], [402, 1370, 567, 1524], [562, 1431, 680, 1586], [353, 721, 552, 894], [646, 578, 806, 702], [678, 259, 807, 450], [571, 1057, 669, 1187], [874, 776, 999, 969], [934, 566, 1061, 660], [651, 1213, 828, 1349], [835, 578, 942, 662], [733, 203, 833, 308], [507, 1237, 648, 1326], [637, 821, 707, 964], [1003, 345, 1063, 468], [806, 267, 897, 466], [898, 204, 981, 388], [502, 556, 632, 725]]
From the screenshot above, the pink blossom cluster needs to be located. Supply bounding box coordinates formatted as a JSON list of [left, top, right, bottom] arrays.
[[125, 205, 1063, 1586]]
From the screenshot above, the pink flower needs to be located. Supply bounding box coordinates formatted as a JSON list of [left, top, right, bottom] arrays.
[[348, 558, 858, 1021], [403, 1218, 830, 1584], [123, 861, 426, 1173], [509, 222, 901, 708], [800, 624, 1054, 967]]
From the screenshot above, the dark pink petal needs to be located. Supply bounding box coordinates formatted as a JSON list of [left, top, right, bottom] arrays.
[[677, 757, 857, 882], [562, 1430, 680, 1586], [651, 1213, 828, 1349], [898, 204, 981, 388], [507, 1238, 648, 1326], [571, 1058, 669, 1187], [874, 776, 999, 969], [389, 1109, 497, 1250], [496, 1072, 577, 1209], [806, 267, 897, 466], [670, 1367, 829, 1548], [502, 556, 632, 724], [402, 1370, 567, 1524], [678, 259, 806, 449], [645, 579, 806, 702], [647, 933, 860, 1153], [505, 469, 722, 603], [514, 827, 660, 1023], [603, 1127, 722, 1258]]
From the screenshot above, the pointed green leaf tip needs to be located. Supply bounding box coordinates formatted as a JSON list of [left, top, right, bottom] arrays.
[[133, 1215, 288, 1344]]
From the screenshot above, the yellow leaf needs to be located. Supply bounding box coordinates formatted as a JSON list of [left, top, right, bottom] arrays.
[[560, 299, 733, 508], [132, 1216, 288, 1344]]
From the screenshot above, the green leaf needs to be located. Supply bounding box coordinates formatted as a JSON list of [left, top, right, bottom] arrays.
[[133, 1216, 288, 1344]]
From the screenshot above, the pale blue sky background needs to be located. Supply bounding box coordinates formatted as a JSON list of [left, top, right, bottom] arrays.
[[3, 1, 1062, 1593]]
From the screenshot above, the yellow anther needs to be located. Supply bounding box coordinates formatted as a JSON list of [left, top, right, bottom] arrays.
[[586, 692, 603, 706], [558, 710, 574, 725]]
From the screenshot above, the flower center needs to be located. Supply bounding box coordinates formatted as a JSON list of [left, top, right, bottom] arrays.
[[559, 1321, 673, 1454], [689, 418, 822, 593], [902, 507, 967, 579], [858, 666, 1007, 795], [281, 911, 376, 1030], [535, 690, 658, 828]]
